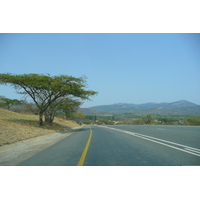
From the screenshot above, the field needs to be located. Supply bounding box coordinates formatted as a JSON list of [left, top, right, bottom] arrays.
[[0, 108, 79, 146]]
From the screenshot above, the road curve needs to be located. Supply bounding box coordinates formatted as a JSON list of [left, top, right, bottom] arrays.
[[17, 125, 200, 166]]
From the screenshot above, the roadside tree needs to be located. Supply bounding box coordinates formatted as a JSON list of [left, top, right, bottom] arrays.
[[72, 112, 85, 125], [0, 96, 25, 110], [0, 73, 97, 125], [143, 114, 154, 125], [44, 97, 82, 124], [58, 98, 82, 120]]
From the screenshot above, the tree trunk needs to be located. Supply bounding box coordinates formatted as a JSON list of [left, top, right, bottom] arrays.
[[39, 112, 43, 126], [49, 114, 54, 124], [45, 111, 50, 123], [45, 110, 55, 124]]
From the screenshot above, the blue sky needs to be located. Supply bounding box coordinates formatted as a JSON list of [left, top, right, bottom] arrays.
[[0, 33, 200, 107]]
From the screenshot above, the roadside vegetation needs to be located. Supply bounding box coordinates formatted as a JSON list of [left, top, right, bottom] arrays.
[[0, 73, 97, 125], [0, 73, 199, 147], [82, 113, 200, 126], [186, 117, 200, 125], [0, 108, 79, 146], [0, 73, 97, 146]]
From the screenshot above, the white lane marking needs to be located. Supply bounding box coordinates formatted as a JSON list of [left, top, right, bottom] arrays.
[[185, 147, 200, 154], [132, 134, 200, 157], [105, 126, 193, 149], [184, 148, 200, 154], [100, 126, 200, 157], [184, 146, 200, 152]]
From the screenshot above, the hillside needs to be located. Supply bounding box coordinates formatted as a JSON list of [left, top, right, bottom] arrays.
[[87, 100, 200, 114], [0, 108, 79, 146], [78, 108, 107, 115]]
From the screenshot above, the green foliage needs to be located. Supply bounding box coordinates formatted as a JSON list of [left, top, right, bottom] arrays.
[[58, 98, 82, 120], [83, 115, 116, 125], [85, 115, 94, 120], [83, 115, 97, 124], [72, 112, 85, 119], [133, 118, 145, 125], [0, 97, 25, 110], [72, 112, 85, 125], [81, 119, 92, 124], [157, 118, 179, 125], [187, 117, 200, 125], [82, 113, 200, 126], [97, 119, 115, 125], [0, 73, 97, 125], [143, 114, 154, 125]]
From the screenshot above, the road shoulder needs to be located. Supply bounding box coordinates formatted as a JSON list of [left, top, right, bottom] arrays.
[[0, 126, 84, 166]]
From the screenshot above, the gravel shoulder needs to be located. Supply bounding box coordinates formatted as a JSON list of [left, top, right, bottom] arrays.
[[0, 126, 84, 166]]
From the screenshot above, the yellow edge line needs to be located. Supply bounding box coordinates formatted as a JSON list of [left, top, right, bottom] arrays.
[[77, 127, 92, 166]]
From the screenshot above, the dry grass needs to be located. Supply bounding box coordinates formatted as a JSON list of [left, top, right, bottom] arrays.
[[0, 108, 79, 146]]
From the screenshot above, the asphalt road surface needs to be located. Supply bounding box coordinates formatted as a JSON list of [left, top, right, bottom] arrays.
[[17, 125, 200, 166]]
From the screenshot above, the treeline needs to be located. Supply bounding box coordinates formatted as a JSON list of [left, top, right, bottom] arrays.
[[0, 97, 26, 110], [0, 73, 97, 125], [82, 115, 116, 125], [0, 96, 86, 125], [186, 117, 200, 125], [82, 114, 200, 126]]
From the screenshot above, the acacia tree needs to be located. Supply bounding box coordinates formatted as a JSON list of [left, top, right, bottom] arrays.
[[44, 100, 60, 124], [44, 97, 81, 124], [72, 112, 85, 125], [58, 98, 82, 120], [0, 73, 97, 125], [0, 96, 25, 110]]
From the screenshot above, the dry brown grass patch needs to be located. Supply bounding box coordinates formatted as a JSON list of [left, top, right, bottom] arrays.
[[0, 108, 79, 146]]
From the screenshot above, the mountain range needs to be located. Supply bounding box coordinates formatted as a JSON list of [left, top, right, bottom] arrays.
[[80, 100, 200, 115]]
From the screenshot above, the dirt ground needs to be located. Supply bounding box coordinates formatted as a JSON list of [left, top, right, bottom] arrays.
[[0, 108, 80, 146]]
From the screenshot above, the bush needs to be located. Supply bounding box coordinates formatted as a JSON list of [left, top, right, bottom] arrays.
[[187, 117, 200, 125], [158, 118, 178, 125], [133, 118, 145, 125]]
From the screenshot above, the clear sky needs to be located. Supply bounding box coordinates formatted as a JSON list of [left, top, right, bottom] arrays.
[[0, 33, 200, 107]]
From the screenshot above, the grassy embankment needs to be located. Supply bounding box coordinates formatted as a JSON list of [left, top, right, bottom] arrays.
[[0, 108, 79, 146]]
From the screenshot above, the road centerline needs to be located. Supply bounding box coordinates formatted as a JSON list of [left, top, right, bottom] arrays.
[[77, 127, 92, 166]]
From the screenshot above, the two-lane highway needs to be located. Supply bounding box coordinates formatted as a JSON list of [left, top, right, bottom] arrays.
[[17, 125, 200, 166]]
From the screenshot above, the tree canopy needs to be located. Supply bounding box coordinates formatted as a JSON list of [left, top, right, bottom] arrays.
[[143, 114, 154, 125], [0, 73, 97, 125], [0, 96, 25, 110]]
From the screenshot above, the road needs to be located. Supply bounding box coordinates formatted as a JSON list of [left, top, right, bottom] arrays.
[[17, 125, 200, 166]]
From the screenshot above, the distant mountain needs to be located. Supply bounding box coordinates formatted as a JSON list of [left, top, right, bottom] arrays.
[[136, 100, 197, 110], [87, 100, 199, 114]]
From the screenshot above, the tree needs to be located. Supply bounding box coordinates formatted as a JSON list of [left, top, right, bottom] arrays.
[[143, 114, 154, 125], [133, 118, 144, 125], [0, 73, 97, 125], [44, 101, 59, 124], [43, 97, 82, 124], [58, 98, 82, 120], [72, 112, 85, 125], [0, 97, 25, 110]]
